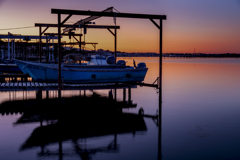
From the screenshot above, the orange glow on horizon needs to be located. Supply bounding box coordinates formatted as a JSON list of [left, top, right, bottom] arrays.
[[0, 1, 240, 54]]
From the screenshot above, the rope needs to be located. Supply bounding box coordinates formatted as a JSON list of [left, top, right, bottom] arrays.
[[113, 7, 120, 13], [0, 26, 35, 30], [113, 7, 120, 25]]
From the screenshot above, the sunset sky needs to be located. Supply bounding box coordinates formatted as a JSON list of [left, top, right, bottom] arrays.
[[0, 0, 240, 53]]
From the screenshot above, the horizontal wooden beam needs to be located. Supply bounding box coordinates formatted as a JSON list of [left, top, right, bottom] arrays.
[[51, 8, 167, 20], [44, 33, 83, 36], [65, 42, 98, 45], [0, 35, 58, 39], [35, 23, 120, 29]]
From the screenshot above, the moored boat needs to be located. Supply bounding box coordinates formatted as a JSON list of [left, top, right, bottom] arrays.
[[13, 59, 148, 83]]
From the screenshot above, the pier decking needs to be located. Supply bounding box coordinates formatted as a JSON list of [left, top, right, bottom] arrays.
[[0, 82, 134, 91]]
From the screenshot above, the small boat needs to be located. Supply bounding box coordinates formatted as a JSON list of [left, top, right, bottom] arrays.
[[13, 58, 148, 83]]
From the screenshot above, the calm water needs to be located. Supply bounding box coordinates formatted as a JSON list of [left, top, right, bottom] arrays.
[[0, 57, 240, 160]]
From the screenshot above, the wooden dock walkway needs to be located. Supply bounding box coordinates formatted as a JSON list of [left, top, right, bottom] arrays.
[[0, 82, 135, 91]]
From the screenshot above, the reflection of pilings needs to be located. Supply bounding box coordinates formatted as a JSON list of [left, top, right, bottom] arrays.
[[9, 91, 17, 101], [59, 140, 63, 160], [123, 88, 126, 102], [158, 89, 162, 160], [114, 133, 117, 148], [36, 90, 42, 100], [108, 90, 113, 100], [128, 86, 131, 103], [46, 90, 49, 99], [58, 89, 61, 103], [114, 88, 117, 101], [23, 91, 27, 100]]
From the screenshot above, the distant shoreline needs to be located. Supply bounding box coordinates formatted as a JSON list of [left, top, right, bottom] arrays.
[[116, 53, 240, 58]]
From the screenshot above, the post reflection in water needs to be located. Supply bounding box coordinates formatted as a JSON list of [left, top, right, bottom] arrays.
[[158, 89, 162, 160], [0, 88, 152, 160]]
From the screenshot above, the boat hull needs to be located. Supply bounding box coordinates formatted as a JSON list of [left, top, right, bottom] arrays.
[[0, 64, 22, 73], [14, 60, 148, 83]]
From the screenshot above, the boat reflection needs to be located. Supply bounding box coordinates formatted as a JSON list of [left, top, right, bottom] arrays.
[[0, 91, 147, 160]]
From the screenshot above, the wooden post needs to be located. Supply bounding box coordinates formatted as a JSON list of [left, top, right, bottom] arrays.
[[11, 40, 13, 60], [158, 16, 163, 160], [114, 27, 117, 64], [79, 35, 81, 53], [8, 33, 10, 60], [1, 48, 3, 60], [39, 27, 42, 63], [58, 13, 61, 87], [46, 35, 48, 63], [123, 88, 126, 102], [58, 13, 62, 95], [24, 45, 27, 61], [159, 17, 162, 92]]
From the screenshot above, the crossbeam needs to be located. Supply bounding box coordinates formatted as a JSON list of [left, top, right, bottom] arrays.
[[35, 23, 120, 29], [44, 33, 82, 36], [0, 35, 58, 39], [64, 42, 98, 45], [51, 9, 167, 20]]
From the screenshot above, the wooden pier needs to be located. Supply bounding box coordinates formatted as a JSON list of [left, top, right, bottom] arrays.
[[0, 82, 135, 91], [0, 82, 134, 91]]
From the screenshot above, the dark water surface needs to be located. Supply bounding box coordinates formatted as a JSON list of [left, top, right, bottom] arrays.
[[0, 57, 240, 160]]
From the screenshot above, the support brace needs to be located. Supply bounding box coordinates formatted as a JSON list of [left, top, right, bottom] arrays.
[[72, 35, 80, 43], [150, 19, 161, 30], [107, 28, 115, 36], [41, 27, 49, 35], [61, 14, 73, 25]]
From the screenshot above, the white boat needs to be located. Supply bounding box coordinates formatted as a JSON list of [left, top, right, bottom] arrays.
[[13, 59, 148, 83]]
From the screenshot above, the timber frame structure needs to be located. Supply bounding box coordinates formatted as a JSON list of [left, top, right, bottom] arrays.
[[35, 23, 120, 63], [50, 8, 167, 95], [35, 22, 120, 92]]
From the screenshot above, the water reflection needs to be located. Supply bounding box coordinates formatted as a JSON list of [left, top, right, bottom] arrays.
[[0, 90, 148, 160]]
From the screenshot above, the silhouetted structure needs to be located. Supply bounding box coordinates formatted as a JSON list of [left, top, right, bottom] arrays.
[[0, 92, 147, 160]]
